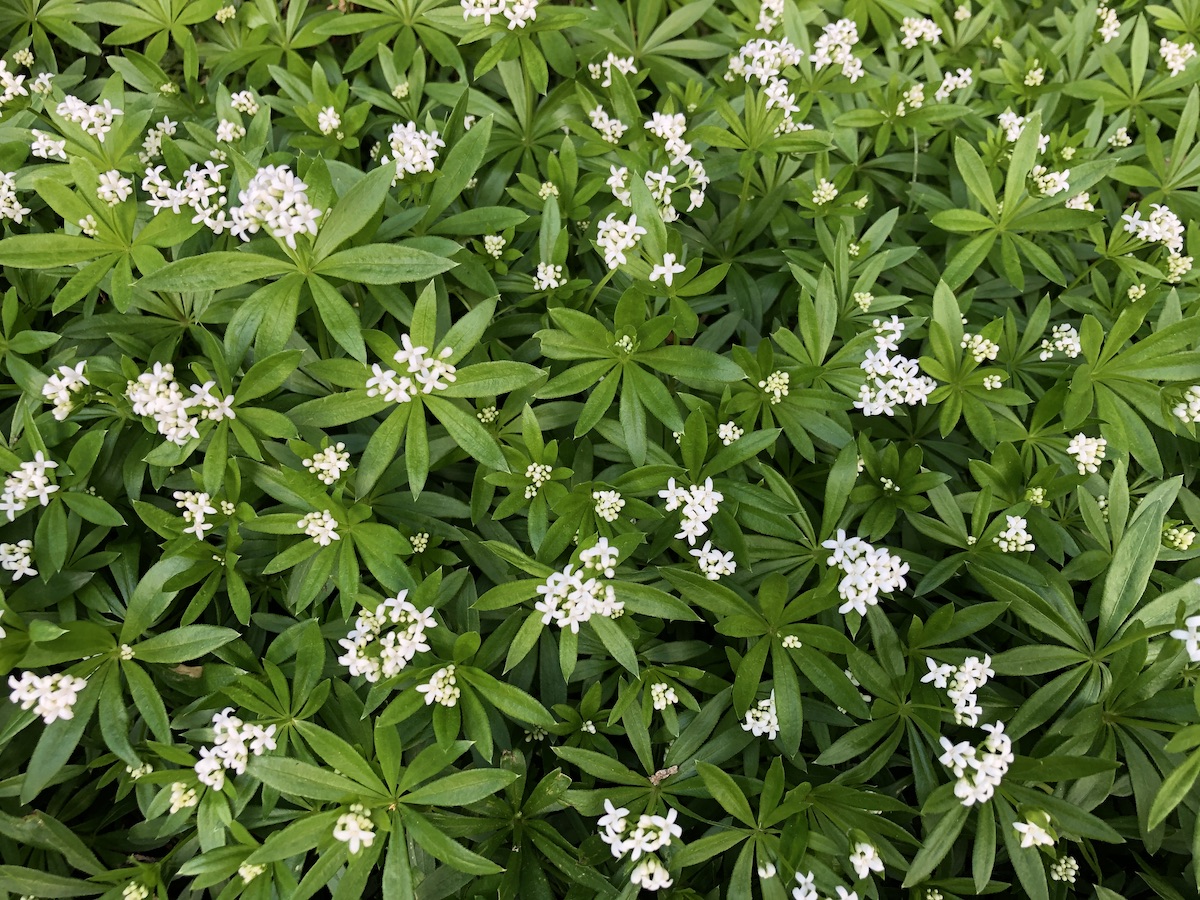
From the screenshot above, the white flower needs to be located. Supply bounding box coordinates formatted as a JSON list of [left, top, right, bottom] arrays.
[[333, 804, 375, 854], [0, 171, 29, 223], [298, 510, 340, 546], [484, 234, 506, 258], [759, 370, 790, 404], [380, 122, 445, 181], [810, 18, 864, 82], [1122, 203, 1185, 254], [650, 682, 678, 710], [215, 5, 236, 22], [1097, 5, 1120, 42], [411, 532, 429, 553], [230, 91, 259, 115], [961, 333, 999, 363], [1174, 386, 1200, 424], [56, 95, 122, 142], [30, 130, 66, 160], [812, 178, 838, 205], [535, 560, 623, 632], [596, 213, 648, 269], [1161, 38, 1197, 76], [123, 882, 150, 900], [900, 16, 941, 48], [1109, 125, 1132, 147], [822, 531, 909, 616], [317, 106, 341, 135], [994, 515, 1035, 552], [1, 451, 60, 521], [1171, 615, 1200, 661], [690, 541, 736, 580], [742, 691, 779, 739], [1038, 323, 1082, 360], [1050, 856, 1079, 883], [538, 181, 558, 199], [589, 52, 638, 87], [174, 490, 218, 540], [630, 857, 673, 891], [417, 665, 461, 706], [934, 67, 972, 101], [228, 164, 321, 248], [593, 489, 625, 522], [793, 871, 819, 900], [193, 707, 276, 789], [8, 671, 87, 724], [96, 169, 133, 206], [1013, 815, 1055, 848], [534, 262, 565, 290], [1066, 434, 1106, 475], [337, 589, 437, 682], [303, 443, 351, 485], [649, 252, 686, 287], [238, 863, 266, 884], [216, 119, 245, 142], [41, 361, 88, 420], [849, 842, 884, 880], [169, 782, 199, 813], [1066, 192, 1094, 211], [588, 105, 628, 143]]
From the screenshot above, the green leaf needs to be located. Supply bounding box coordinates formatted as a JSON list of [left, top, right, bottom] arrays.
[[424, 395, 509, 471], [0, 867, 103, 897], [0, 234, 107, 268], [636, 346, 744, 385], [132, 625, 240, 663], [308, 275, 367, 361], [697, 762, 756, 826], [136, 252, 295, 291], [423, 116, 494, 224], [1148, 748, 1200, 828], [902, 804, 969, 887], [401, 807, 503, 874], [315, 244, 458, 284], [248, 757, 366, 802], [120, 556, 196, 643], [314, 163, 396, 259], [401, 769, 517, 806]]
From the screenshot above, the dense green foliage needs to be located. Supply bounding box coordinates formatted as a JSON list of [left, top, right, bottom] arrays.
[[4, 0, 1200, 898]]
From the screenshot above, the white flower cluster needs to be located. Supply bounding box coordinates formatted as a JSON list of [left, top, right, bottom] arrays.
[[1032, 164, 1070, 196], [1173, 385, 1200, 424], [1067, 433, 1106, 474], [337, 590, 436, 682], [380, 122, 445, 182], [123, 882, 150, 900], [1096, 5, 1120, 43], [650, 252, 687, 287], [855, 317, 937, 416], [650, 682, 678, 710], [822, 530, 910, 616], [461, 0, 538, 30], [539, 181, 558, 199], [1170, 615, 1200, 661], [1167, 253, 1193, 282], [56, 95, 122, 142], [1066, 192, 1094, 211], [756, 0, 783, 32], [0, 171, 29, 223], [9, 670, 87, 724], [923, 654, 993, 726], [1013, 813, 1055, 848], [194, 707, 277, 791], [760, 369, 790, 403], [997, 110, 1047, 150], [317, 106, 341, 136], [304, 443, 351, 485], [1109, 125, 1132, 147], [31, 129, 67, 160], [727, 37, 802, 83], [333, 803, 375, 853], [484, 234, 505, 258], [0, 60, 26, 107], [812, 178, 838, 205], [598, 800, 681, 892], [169, 782, 198, 813], [230, 91, 258, 115], [525, 462, 553, 498], [126, 363, 235, 446], [588, 52, 638, 87], [896, 83, 925, 117], [593, 489, 625, 522], [742, 690, 779, 739], [899, 17, 941, 49], [238, 863, 266, 884], [1161, 38, 1197, 76], [216, 119, 245, 142], [174, 490, 218, 540], [417, 664, 461, 706], [961, 333, 998, 363], [535, 538, 624, 632], [97, 169, 133, 206], [811, 18, 864, 83], [0, 540, 35, 579], [690, 540, 736, 580], [365, 334, 458, 402], [411, 531, 429, 553], [2, 451, 59, 521], [1164, 523, 1196, 551], [298, 510, 339, 546], [534, 262, 565, 290], [849, 842, 884, 880], [1051, 855, 1079, 883], [588, 105, 628, 143], [596, 213, 648, 268], [143, 161, 230, 234], [936, 720, 1014, 805], [1038, 323, 1082, 360], [1122, 202, 1186, 255], [226, 164, 321, 249], [718, 421, 743, 445], [659, 477, 723, 545], [934, 67, 973, 101], [215, 5, 236, 22], [41, 361, 88, 420], [994, 515, 1035, 552]]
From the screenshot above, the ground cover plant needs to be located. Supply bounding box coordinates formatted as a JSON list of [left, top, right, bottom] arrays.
[[5, 0, 1200, 898]]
